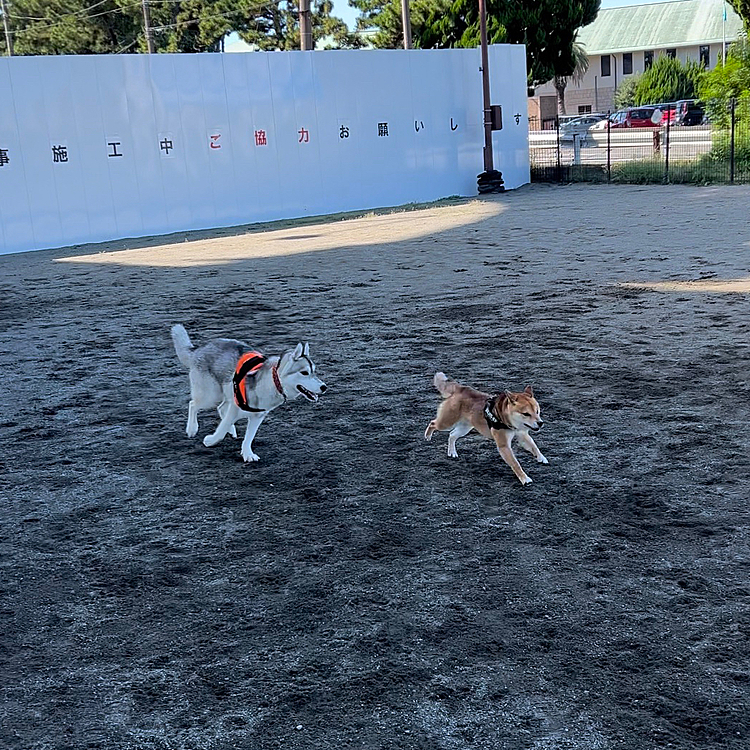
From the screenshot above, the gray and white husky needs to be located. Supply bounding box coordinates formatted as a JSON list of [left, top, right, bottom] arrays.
[[171, 324, 326, 462]]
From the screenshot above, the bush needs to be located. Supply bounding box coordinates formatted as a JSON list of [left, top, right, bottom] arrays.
[[699, 128, 750, 171], [633, 55, 704, 105], [699, 38, 750, 127], [614, 74, 641, 109]]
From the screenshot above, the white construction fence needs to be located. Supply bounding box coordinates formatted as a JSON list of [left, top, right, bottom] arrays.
[[0, 45, 529, 255]]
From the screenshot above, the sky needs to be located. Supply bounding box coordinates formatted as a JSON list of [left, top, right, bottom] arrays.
[[331, 0, 691, 32]]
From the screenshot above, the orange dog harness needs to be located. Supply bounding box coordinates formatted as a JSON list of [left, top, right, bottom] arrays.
[[232, 351, 267, 412], [232, 350, 287, 412]]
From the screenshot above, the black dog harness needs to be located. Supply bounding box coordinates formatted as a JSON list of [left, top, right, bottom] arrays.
[[483, 395, 511, 431]]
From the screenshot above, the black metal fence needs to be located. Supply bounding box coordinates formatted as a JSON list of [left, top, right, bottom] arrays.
[[529, 98, 750, 185]]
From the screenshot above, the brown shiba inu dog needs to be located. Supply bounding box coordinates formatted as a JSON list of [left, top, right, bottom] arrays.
[[424, 372, 547, 485]]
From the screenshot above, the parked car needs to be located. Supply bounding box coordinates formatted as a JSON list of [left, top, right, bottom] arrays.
[[653, 103, 677, 125], [590, 111, 622, 130], [559, 113, 608, 138], [673, 99, 705, 126], [621, 106, 663, 128], [595, 107, 663, 129]]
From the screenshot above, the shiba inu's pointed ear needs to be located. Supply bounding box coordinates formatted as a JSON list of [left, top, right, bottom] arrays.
[[292, 343, 304, 360], [504, 390, 517, 404], [302, 342, 310, 358], [524, 385, 534, 397]]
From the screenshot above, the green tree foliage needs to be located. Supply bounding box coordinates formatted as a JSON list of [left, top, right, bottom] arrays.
[[237, 0, 363, 51], [698, 37, 750, 126], [349, 0, 447, 48], [415, 0, 600, 87], [613, 73, 641, 109], [728, 0, 749, 31], [632, 54, 704, 106], [3, 0, 140, 54], [0, 0, 360, 55]]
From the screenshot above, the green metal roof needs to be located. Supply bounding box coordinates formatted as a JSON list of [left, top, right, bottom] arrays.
[[577, 0, 744, 55]]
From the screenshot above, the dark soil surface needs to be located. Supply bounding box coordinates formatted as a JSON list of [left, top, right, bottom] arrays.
[[1, 184, 749, 750]]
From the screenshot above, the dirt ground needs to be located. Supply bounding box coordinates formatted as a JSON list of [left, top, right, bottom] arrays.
[[1, 183, 749, 750]]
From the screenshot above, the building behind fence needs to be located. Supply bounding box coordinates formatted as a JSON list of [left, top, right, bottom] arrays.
[[529, 98, 750, 185]]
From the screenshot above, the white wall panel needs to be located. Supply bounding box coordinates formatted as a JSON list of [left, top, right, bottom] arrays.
[[244, 53, 284, 224], [311, 51, 364, 214], [123, 55, 169, 237], [0, 60, 33, 254], [39, 56, 93, 247], [67, 56, 117, 244], [151, 55, 195, 230], [0, 45, 528, 255], [489, 45, 531, 188], [221, 54, 261, 224], [95, 55, 144, 240], [199, 54, 238, 226], [10, 57, 65, 250]]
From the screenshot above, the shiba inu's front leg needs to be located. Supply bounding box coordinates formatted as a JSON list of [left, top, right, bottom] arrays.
[[492, 431, 532, 485], [517, 432, 548, 464], [203, 404, 241, 447], [241, 413, 266, 462]]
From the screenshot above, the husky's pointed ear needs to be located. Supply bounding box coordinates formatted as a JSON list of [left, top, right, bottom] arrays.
[[292, 343, 304, 360], [524, 385, 534, 397], [302, 342, 310, 358], [504, 390, 517, 404]]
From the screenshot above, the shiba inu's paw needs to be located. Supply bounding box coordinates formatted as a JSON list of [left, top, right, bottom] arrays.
[[519, 475, 533, 485], [536, 454, 549, 464], [242, 448, 260, 462], [229, 426, 238, 439], [448, 447, 458, 458], [203, 433, 221, 447]]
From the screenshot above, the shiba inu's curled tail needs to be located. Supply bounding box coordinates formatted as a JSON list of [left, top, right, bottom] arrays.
[[433, 371, 459, 398], [171, 324, 195, 368]]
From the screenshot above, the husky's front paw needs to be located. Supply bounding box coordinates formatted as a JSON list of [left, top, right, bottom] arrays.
[[203, 433, 221, 447], [229, 425, 238, 439], [242, 449, 260, 463], [519, 474, 533, 485], [536, 454, 549, 464], [187, 424, 198, 438]]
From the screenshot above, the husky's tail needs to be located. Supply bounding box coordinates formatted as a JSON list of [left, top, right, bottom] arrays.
[[433, 371, 459, 398], [171, 324, 195, 369]]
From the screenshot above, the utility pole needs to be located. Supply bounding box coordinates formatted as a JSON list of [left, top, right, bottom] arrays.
[[401, 0, 412, 49], [1, 0, 14, 57], [476, 0, 504, 193], [142, 0, 155, 54], [479, 0, 492, 172], [299, 0, 312, 51]]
